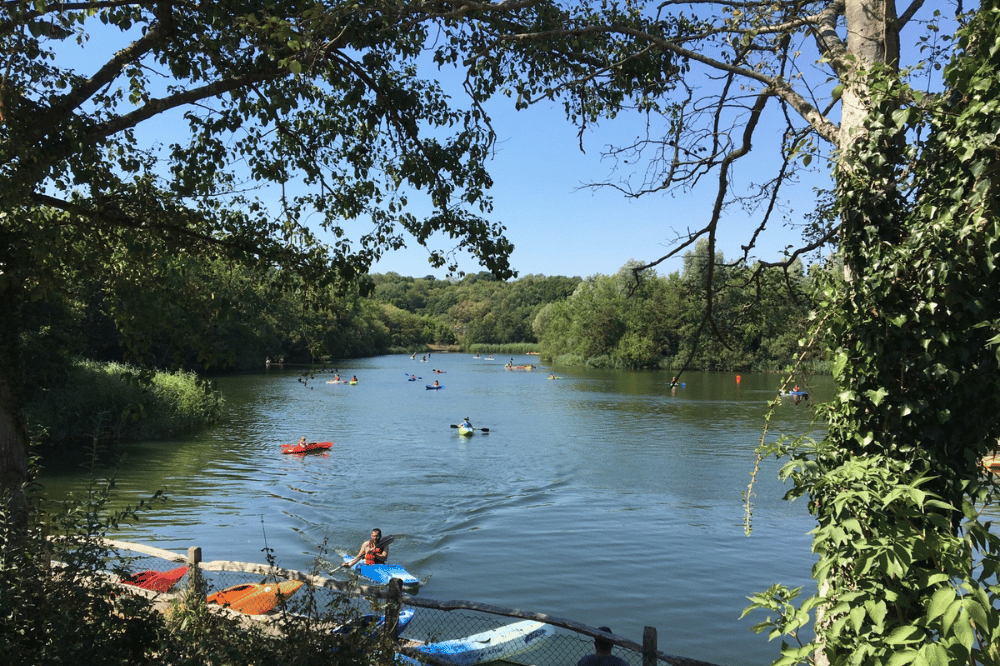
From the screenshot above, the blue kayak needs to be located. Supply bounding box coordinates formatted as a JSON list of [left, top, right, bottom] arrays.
[[343, 556, 420, 587], [336, 608, 416, 638], [399, 620, 556, 665], [426, 385, 443, 390]]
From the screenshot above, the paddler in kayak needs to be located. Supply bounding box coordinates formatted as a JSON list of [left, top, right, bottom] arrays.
[[347, 528, 388, 567], [460, 417, 473, 430]]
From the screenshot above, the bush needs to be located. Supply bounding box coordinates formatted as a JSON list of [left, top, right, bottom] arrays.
[[1, 461, 395, 666]]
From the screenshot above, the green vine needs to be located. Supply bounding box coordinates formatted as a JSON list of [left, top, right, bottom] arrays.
[[745, 3, 1000, 665]]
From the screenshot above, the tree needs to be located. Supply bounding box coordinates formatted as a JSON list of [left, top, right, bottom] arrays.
[[477, 1, 1000, 663], [2, 0, 583, 514]]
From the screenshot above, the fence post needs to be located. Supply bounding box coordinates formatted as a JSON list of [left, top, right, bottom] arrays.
[[187, 546, 204, 596], [378, 578, 403, 666], [383, 578, 403, 639], [643, 626, 658, 666]]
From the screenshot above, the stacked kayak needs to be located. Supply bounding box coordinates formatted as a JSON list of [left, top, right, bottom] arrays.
[[336, 608, 416, 639], [282, 441, 333, 454], [207, 580, 303, 615], [121, 566, 188, 592], [400, 620, 555, 665]]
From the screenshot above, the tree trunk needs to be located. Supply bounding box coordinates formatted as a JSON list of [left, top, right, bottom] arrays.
[[0, 283, 29, 520]]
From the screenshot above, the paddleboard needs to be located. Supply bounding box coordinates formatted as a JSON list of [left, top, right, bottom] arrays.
[[343, 556, 419, 587], [121, 565, 188, 592], [207, 580, 303, 615], [281, 441, 333, 454], [405, 620, 555, 665]]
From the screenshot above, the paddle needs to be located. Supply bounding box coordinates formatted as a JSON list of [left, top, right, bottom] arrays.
[[331, 535, 395, 573], [450, 424, 490, 433]]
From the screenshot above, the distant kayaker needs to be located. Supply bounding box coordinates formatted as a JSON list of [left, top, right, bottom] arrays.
[[460, 417, 473, 430], [351, 375, 358, 382], [348, 528, 388, 567], [577, 627, 628, 666], [297, 436, 307, 447]]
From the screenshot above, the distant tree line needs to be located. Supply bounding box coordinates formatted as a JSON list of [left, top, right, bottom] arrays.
[[534, 243, 820, 371], [23, 242, 817, 388]]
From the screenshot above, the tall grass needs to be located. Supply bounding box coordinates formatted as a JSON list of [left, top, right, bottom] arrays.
[[24, 359, 223, 445], [466, 342, 539, 355]]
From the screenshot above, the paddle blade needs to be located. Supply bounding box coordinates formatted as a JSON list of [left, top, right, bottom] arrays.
[[450, 424, 459, 428]]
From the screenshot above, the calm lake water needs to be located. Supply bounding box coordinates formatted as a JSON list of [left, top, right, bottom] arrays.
[[40, 354, 831, 666]]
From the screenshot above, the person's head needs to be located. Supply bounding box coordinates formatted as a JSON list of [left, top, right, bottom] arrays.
[[370, 528, 382, 542], [464, 417, 470, 422], [594, 627, 614, 653]]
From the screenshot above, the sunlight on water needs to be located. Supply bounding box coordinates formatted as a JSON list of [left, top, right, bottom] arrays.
[[40, 357, 829, 666]]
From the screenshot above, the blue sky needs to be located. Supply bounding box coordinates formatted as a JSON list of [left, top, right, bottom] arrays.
[[354, 91, 832, 280], [341, 90, 835, 281]]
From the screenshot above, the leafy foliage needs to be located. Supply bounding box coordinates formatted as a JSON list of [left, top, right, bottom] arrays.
[[744, 4, 1000, 664], [533, 251, 814, 371]]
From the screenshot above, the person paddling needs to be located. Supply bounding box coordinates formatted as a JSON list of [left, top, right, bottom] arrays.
[[460, 417, 473, 431], [347, 528, 388, 567]]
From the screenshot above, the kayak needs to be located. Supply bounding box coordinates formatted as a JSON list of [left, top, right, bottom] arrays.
[[207, 580, 303, 615], [336, 608, 416, 638], [281, 441, 333, 454], [350, 380, 358, 385], [982, 454, 1000, 469], [121, 565, 188, 592], [458, 426, 474, 436], [342, 555, 419, 587], [425, 385, 443, 390], [403, 620, 555, 665]]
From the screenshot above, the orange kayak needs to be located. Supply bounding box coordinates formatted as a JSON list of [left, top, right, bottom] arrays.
[[281, 441, 333, 454], [207, 581, 303, 614], [982, 454, 1000, 469], [122, 566, 188, 592]]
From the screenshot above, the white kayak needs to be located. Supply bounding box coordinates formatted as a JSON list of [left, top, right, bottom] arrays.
[[402, 620, 555, 665]]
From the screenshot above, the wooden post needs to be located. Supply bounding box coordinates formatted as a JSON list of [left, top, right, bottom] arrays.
[[643, 626, 657, 666], [378, 578, 403, 666], [383, 578, 402, 639], [187, 546, 204, 596]]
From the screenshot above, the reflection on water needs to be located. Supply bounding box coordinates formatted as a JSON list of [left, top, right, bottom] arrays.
[[40, 357, 830, 666]]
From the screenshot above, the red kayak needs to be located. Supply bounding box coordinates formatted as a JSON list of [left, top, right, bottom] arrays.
[[281, 441, 333, 454], [122, 566, 188, 592]]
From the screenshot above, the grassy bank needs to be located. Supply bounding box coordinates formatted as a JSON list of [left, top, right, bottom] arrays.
[[24, 359, 224, 445]]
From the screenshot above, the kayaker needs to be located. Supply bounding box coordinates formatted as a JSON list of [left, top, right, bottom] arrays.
[[351, 375, 358, 382], [460, 417, 473, 430], [348, 528, 388, 567], [577, 626, 629, 666], [297, 436, 307, 446], [433, 380, 440, 387]]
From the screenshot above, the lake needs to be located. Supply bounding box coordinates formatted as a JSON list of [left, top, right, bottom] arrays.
[[40, 354, 830, 666]]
